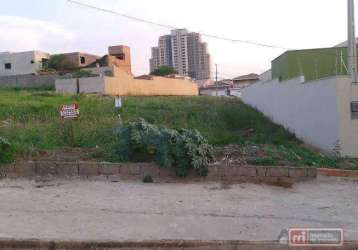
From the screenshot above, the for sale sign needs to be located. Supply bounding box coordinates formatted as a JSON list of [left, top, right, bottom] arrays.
[[60, 104, 80, 119]]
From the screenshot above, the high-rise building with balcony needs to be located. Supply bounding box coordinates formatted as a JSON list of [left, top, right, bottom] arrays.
[[150, 29, 211, 80]]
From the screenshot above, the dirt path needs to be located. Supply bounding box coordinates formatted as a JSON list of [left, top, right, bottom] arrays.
[[0, 176, 357, 242]]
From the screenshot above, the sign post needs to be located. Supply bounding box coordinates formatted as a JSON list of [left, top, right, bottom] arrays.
[[60, 104, 80, 119], [60, 104, 80, 146], [115, 96, 122, 108]]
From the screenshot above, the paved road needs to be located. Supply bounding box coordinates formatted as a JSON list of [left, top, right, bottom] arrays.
[[0, 176, 357, 242]]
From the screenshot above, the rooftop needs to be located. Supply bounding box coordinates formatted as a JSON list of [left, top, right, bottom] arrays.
[[233, 73, 259, 81]]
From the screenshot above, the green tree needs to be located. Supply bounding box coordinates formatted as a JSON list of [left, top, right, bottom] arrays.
[[47, 55, 77, 72], [151, 66, 177, 76], [72, 69, 94, 78]]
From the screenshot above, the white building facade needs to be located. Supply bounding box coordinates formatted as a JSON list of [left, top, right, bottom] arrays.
[[0, 51, 50, 76]]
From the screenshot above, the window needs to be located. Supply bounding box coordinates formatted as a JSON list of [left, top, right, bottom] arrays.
[[117, 53, 125, 60], [42, 58, 49, 68], [80, 56, 86, 64], [351, 102, 358, 119], [4, 63, 11, 70]]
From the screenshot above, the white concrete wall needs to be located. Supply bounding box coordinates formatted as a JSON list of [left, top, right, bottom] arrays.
[[0, 51, 49, 76], [55, 79, 78, 94], [336, 81, 358, 157], [242, 76, 343, 155], [56, 77, 105, 94], [200, 89, 229, 97]]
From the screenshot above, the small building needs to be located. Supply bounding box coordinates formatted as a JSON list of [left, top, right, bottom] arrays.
[[219, 79, 234, 85], [259, 69, 272, 82], [86, 45, 132, 76], [232, 73, 259, 88], [241, 44, 358, 157], [199, 84, 231, 97], [56, 52, 100, 68], [271, 46, 352, 82], [195, 78, 213, 88], [0, 51, 50, 76], [56, 45, 198, 97]]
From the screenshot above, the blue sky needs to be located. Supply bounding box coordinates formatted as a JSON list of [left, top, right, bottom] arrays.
[[0, 0, 355, 77]]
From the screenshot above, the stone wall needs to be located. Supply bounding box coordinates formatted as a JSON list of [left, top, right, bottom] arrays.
[[0, 161, 317, 183]]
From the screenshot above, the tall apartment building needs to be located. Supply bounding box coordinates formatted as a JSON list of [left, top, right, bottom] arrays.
[[159, 35, 173, 67], [149, 47, 160, 73], [187, 33, 211, 80], [150, 29, 211, 80]]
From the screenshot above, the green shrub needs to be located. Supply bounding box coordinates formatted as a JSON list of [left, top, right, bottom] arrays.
[[114, 118, 214, 177], [47, 54, 77, 72], [72, 69, 95, 78], [150, 66, 177, 76], [247, 156, 277, 166], [142, 175, 154, 183], [0, 137, 14, 164]]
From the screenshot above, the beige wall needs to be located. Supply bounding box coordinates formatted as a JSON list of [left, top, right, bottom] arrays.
[[56, 66, 198, 96], [108, 45, 132, 75], [104, 66, 198, 96]]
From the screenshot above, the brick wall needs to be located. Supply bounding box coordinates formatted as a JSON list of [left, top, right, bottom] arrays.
[[0, 161, 317, 183]]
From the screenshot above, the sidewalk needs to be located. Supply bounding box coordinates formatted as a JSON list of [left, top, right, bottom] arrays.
[[0, 176, 357, 243]]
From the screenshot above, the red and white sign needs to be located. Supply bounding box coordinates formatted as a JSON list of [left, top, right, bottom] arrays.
[[289, 228, 343, 247], [60, 104, 80, 119]]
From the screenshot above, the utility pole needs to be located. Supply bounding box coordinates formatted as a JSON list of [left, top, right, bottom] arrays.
[[348, 0, 358, 82], [215, 64, 218, 96]]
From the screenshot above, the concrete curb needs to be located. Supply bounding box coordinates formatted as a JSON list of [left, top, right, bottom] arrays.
[[0, 161, 317, 184], [0, 239, 357, 250], [319, 168, 358, 178]]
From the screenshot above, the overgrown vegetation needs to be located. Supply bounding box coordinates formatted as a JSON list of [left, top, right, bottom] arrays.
[[0, 89, 351, 168], [71, 69, 95, 78], [0, 137, 14, 164], [151, 66, 177, 76], [142, 175, 154, 183], [242, 144, 335, 167], [114, 119, 214, 177], [47, 55, 77, 72]]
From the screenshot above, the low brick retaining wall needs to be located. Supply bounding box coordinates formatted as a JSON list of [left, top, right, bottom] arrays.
[[319, 168, 358, 178], [0, 161, 317, 183], [0, 239, 357, 250]]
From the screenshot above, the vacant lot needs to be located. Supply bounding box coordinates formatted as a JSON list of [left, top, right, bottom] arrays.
[[0, 89, 341, 167]]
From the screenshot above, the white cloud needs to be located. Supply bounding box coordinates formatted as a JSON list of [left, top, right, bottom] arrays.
[[0, 15, 77, 53]]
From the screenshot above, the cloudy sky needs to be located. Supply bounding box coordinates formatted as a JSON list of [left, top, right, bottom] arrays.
[[0, 0, 355, 78]]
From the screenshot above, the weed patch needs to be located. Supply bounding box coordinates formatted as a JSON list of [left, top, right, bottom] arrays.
[[114, 119, 214, 177]]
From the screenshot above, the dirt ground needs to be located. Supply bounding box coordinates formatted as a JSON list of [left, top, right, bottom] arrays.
[[0, 176, 357, 243]]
